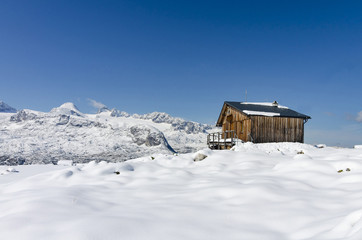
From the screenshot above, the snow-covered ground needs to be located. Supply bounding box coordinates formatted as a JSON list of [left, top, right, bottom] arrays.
[[1, 142, 362, 240]]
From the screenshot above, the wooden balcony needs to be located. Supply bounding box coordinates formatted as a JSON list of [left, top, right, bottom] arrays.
[[207, 130, 242, 150]]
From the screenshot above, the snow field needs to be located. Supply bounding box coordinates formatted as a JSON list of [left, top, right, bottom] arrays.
[[1, 143, 362, 239]]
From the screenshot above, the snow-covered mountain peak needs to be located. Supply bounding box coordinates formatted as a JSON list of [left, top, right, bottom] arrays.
[[135, 112, 174, 123], [131, 111, 212, 134], [0, 101, 17, 113], [110, 108, 130, 118], [50, 102, 83, 116], [58, 102, 81, 112], [97, 106, 111, 114]]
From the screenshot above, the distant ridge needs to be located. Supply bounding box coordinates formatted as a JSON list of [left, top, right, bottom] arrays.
[[0, 101, 17, 113]]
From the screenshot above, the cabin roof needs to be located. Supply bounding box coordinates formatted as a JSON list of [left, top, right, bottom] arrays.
[[217, 101, 311, 126], [225, 101, 311, 119]]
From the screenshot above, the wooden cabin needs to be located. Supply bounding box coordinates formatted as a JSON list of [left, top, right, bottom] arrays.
[[208, 101, 311, 149]]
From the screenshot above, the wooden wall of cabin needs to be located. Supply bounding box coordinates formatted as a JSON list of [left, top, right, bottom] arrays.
[[221, 106, 251, 142], [250, 116, 304, 143]]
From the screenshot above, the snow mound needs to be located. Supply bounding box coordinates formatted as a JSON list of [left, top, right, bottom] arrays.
[[322, 209, 362, 238], [1, 143, 362, 239], [57, 160, 73, 166]]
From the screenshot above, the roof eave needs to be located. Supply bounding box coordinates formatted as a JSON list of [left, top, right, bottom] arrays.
[[243, 114, 311, 119]]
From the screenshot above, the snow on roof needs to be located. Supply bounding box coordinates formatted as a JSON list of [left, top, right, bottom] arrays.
[[223, 101, 311, 119], [240, 102, 288, 109], [243, 110, 280, 117]]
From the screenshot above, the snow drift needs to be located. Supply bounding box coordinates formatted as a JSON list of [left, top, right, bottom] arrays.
[[1, 142, 362, 240]]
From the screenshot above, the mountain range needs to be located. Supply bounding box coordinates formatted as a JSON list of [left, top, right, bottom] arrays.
[[0, 101, 215, 165]]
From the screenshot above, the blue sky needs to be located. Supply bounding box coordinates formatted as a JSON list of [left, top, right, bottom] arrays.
[[1, 0, 362, 147]]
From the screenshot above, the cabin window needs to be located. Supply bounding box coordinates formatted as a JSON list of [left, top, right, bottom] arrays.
[[241, 121, 244, 133]]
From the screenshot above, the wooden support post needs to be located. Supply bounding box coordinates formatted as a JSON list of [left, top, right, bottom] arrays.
[[213, 133, 215, 149], [224, 132, 226, 149], [230, 131, 234, 148], [217, 132, 220, 150]]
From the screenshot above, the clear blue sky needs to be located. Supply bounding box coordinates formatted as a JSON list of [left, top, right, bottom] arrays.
[[1, 0, 362, 147]]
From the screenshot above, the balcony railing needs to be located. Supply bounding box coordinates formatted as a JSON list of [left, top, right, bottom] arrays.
[[207, 130, 241, 149]]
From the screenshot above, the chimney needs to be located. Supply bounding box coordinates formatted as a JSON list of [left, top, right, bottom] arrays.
[[272, 101, 278, 107]]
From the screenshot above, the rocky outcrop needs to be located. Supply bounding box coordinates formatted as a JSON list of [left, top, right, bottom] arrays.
[[10, 110, 37, 122]]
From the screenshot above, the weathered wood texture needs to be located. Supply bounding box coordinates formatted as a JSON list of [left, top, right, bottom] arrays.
[[221, 105, 251, 142], [218, 105, 305, 143], [250, 116, 304, 143]]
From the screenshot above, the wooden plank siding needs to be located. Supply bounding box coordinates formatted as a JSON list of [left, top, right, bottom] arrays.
[[221, 105, 251, 142], [218, 104, 305, 143], [250, 116, 304, 143]]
